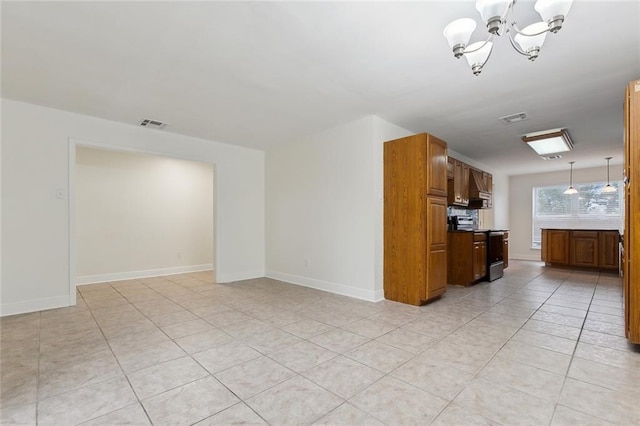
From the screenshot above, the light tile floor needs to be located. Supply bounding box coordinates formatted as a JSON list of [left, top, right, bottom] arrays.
[[2, 261, 640, 425]]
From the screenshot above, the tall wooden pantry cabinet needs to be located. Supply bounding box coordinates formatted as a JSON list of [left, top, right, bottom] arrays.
[[624, 79, 640, 343], [383, 133, 448, 305]]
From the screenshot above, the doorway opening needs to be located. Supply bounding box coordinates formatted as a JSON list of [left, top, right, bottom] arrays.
[[68, 139, 216, 305]]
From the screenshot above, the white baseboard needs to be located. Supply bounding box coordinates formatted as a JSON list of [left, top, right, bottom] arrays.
[[510, 254, 543, 261], [266, 270, 381, 302], [372, 289, 385, 303], [76, 264, 214, 285], [1, 295, 70, 317], [216, 270, 265, 283]]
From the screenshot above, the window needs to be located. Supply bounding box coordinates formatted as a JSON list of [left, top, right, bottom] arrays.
[[531, 181, 623, 248]]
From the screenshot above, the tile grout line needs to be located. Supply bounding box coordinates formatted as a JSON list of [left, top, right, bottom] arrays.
[[82, 281, 156, 425]]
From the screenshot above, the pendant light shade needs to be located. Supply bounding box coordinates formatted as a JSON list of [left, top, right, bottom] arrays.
[[534, 0, 574, 32], [564, 161, 578, 194], [476, 0, 512, 32], [443, 18, 477, 49], [443, 18, 477, 58], [514, 22, 548, 60], [601, 157, 617, 193], [464, 41, 493, 75]]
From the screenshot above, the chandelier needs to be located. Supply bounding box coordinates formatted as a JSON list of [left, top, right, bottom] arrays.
[[443, 0, 574, 76]]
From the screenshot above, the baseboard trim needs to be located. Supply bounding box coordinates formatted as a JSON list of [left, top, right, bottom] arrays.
[[510, 254, 543, 261], [266, 270, 380, 302], [76, 264, 214, 285], [216, 270, 265, 283], [1, 295, 70, 317]]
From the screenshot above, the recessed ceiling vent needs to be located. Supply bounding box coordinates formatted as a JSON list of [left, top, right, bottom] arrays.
[[139, 119, 167, 130], [540, 154, 563, 160], [499, 112, 529, 124]]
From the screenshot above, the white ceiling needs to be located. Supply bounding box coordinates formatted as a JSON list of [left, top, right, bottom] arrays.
[[2, 1, 639, 175]]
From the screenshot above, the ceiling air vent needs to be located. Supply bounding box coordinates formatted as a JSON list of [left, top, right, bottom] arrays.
[[540, 154, 563, 160], [139, 119, 168, 130], [499, 112, 529, 124]]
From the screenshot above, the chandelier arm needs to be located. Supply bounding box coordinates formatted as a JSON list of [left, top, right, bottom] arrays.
[[479, 40, 495, 69], [510, 21, 551, 37], [462, 34, 493, 55], [507, 29, 529, 56]]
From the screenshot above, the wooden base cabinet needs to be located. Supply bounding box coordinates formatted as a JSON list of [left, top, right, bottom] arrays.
[[571, 231, 599, 268], [448, 232, 487, 286], [541, 229, 570, 265], [384, 133, 448, 305], [541, 229, 619, 271], [624, 79, 640, 343]]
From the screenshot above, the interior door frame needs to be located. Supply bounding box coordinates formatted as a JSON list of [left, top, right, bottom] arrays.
[[68, 138, 217, 305]]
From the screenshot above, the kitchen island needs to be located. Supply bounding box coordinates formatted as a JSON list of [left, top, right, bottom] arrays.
[[541, 228, 620, 271]]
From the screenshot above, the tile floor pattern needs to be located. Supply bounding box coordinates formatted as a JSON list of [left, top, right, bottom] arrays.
[[2, 261, 640, 425]]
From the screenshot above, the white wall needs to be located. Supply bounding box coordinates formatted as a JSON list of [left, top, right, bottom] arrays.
[[509, 165, 623, 260], [76, 147, 214, 283], [1, 99, 265, 316], [266, 116, 383, 301]]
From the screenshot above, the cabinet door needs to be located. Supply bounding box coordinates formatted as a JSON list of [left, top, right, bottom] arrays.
[[547, 230, 569, 265], [541, 229, 548, 262], [426, 196, 448, 299], [599, 232, 620, 269], [461, 162, 470, 205], [571, 231, 599, 267], [484, 172, 493, 208], [454, 160, 463, 203], [426, 135, 448, 197], [473, 241, 487, 280]]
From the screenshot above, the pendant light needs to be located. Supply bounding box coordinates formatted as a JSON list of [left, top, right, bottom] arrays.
[[563, 161, 578, 194], [601, 157, 617, 193]]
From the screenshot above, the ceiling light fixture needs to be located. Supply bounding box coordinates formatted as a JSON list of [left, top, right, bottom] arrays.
[[564, 161, 578, 195], [443, 0, 574, 75], [522, 128, 573, 156], [601, 157, 617, 193]]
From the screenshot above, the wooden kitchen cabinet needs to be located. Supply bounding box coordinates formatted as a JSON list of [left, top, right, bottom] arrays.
[[624, 79, 640, 343], [570, 231, 599, 268], [482, 172, 493, 208], [542, 229, 619, 271], [447, 231, 487, 285], [544, 230, 570, 265], [384, 133, 448, 305], [599, 231, 619, 270], [447, 158, 469, 206], [473, 236, 487, 281]]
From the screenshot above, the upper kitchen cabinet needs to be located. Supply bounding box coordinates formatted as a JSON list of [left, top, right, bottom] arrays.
[[447, 158, 469, 207], [384, 133, 448, 305], [624, 79, 640, 344], [447, 157, 492, 209], [426, 135, 448, 197]]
